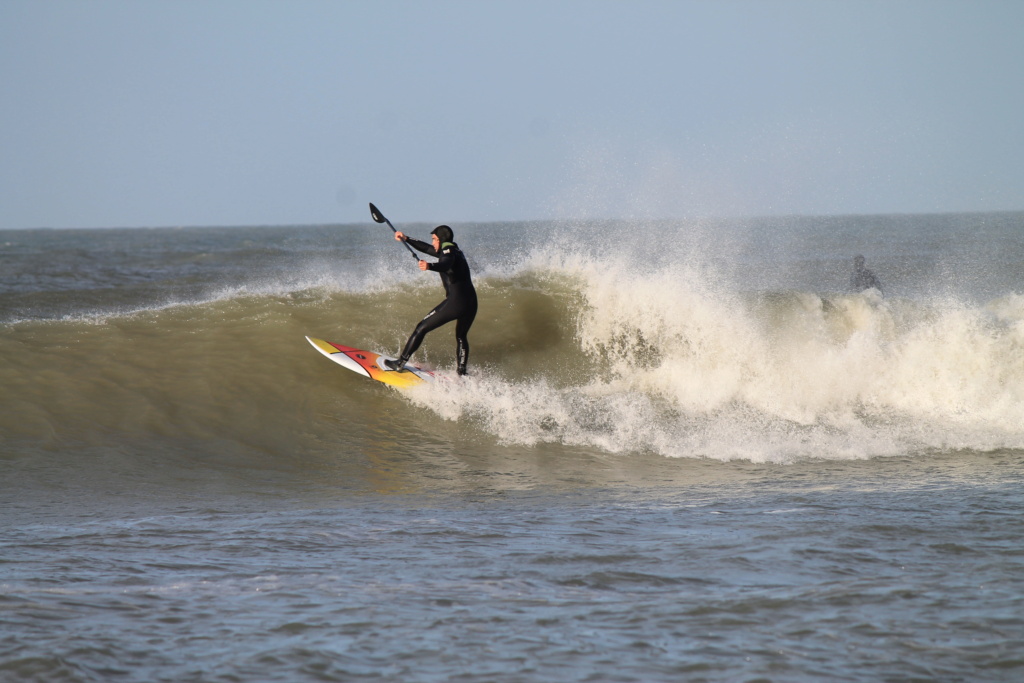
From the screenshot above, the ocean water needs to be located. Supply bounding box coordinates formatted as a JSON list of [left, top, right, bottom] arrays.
[[1, 213, 1023, 682]]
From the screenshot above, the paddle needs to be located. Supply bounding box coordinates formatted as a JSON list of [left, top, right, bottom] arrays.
[[369, 203, 420, 261]]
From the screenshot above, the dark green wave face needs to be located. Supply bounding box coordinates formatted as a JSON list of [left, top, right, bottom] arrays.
[[2, 214, 1023, 473]]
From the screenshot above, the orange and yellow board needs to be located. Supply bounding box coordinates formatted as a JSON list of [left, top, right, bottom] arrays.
[[305, 336, 434, 388]]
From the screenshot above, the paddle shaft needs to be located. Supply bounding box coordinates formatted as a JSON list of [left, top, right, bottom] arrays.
[[369, 203, 420, 261]]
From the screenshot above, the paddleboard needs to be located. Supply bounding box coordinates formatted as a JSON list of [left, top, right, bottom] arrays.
[[305, 336, 434, 388]]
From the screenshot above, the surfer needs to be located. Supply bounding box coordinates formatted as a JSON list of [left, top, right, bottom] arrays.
[[384, 225, 478, 376], [850, 255, 882, 293]]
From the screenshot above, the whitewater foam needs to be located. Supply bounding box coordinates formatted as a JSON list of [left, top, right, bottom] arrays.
[[406, 240, 1024, 462]]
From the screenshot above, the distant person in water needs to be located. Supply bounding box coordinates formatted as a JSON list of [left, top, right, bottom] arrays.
[[850, 255, 882, 293], [384, 225, 477, 376]]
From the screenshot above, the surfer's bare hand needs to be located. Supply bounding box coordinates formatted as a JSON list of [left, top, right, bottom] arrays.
[[418, 260, 429, 271], [394, 231, 406, 241]]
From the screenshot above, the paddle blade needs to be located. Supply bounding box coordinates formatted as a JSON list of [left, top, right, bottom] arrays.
[[369, 203, 386, 223]]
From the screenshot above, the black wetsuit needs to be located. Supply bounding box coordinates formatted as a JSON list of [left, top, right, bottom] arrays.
[[399, 238, 478, 375]]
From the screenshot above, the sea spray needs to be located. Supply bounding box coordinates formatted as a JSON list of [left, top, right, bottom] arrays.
[[407, 236, 1024, 461]]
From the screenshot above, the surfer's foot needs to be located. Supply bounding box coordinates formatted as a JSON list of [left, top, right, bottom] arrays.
[[457, 365, 467, 376], [383, 357, 407, 372]]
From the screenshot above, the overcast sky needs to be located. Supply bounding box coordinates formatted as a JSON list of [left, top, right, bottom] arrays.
[[2, 0, 1022, 228]]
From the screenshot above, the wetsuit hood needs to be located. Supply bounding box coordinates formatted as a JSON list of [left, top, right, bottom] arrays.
[[431, 225, 454, 243]]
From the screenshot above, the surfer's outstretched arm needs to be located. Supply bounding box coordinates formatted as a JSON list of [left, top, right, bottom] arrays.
[[395, 232, 438, 257]]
